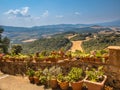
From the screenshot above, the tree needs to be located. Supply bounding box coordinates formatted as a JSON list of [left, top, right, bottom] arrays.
[[0, 27, 10, 54], [2, 37, 10, 53], [0, 27, 4, 42], [12, 44, 22, 55]]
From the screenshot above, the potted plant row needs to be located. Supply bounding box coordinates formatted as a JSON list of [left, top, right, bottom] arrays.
[[26, 66, 107, 90]]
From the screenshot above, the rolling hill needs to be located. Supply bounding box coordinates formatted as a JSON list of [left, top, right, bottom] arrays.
[[1, 20, 120, 43]]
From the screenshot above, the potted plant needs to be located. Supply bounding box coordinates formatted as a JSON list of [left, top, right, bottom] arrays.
[[57, 73, 69, 90], [49, 75, 58, 89], [33, 69, 42, 85], [39, 75, 47, 86], [94, 51, 104, 63], [42, 66, 62, 89], [68, 67, 84, 90], [94, 57, 102, 63], [49, 66, 62, 89], [82, 54, 90, 62], [26, 68, 35, 84], [42, 67, 51, 88], [84, 66, 107, 90]]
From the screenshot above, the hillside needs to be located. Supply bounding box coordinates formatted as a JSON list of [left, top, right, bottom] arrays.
[[82, 31, 120, 53], [1, 23, 116, 43], [1, 23, 120, 54], [22, 37, 72, 54]]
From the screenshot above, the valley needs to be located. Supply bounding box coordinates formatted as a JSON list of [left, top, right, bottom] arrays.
[[1, 23, 120, 54], [2, 22, 120, 44]]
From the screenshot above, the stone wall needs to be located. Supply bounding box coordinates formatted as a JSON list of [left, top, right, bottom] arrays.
[[0, 60, 105, 75]]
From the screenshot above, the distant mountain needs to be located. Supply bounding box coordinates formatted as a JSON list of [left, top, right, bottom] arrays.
[[97, 20, 120, 27], [0, 24, 91, 43], [32, 24, 90, 28], [0, 23, 114, 43]]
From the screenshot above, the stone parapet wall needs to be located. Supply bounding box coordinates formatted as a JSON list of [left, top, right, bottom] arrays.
[[0, 60, 106, 75]]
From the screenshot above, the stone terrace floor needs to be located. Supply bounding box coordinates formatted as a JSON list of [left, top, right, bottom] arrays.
[[0, 72, 55, 90]]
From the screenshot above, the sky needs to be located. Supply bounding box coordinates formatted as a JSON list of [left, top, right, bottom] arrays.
[[0, 0, 120, 27]]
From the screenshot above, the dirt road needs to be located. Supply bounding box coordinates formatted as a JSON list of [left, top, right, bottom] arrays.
[[70, 41, 83, 52]]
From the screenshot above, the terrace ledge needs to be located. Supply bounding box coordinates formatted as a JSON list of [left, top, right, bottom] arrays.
[[108, 46, 120, 50]]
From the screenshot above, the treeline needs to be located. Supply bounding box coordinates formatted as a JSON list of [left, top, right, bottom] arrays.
[[82, 33, 120, 53], [22, 37, 72, 54]]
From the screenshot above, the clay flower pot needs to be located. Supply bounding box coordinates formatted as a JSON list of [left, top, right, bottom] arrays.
[[50, 79, 58, 89], [34, 76, 40, 85], [95, 57, 102, 63], [89, 57, 95, 62], [59, 81, 69, 90], [27, 69, 35, 84], [29, 76, 34, 84], [71, 80, 83, 90], [84, 75, 107, 90]]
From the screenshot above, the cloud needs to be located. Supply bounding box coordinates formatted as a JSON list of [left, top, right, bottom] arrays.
[[56, 15, 64, 18], [5, 7, 31, 17], [75, 12, 81, 15], [41, 10, 49, 17]]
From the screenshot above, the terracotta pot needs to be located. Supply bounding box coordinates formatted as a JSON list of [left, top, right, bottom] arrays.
[[29, 76, 34, 84], [89, 57, 95, 63], [95, 58, 102, 63], [84, 57, 89, 62], [59, 81, 69, 90], [51, 58, 57, 63], [34, 76, 40, 85], [34, 57, 39, 62], [50, 79, 58, 89], [84, 75, 107, 90], [71, 80, 83, 90]]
